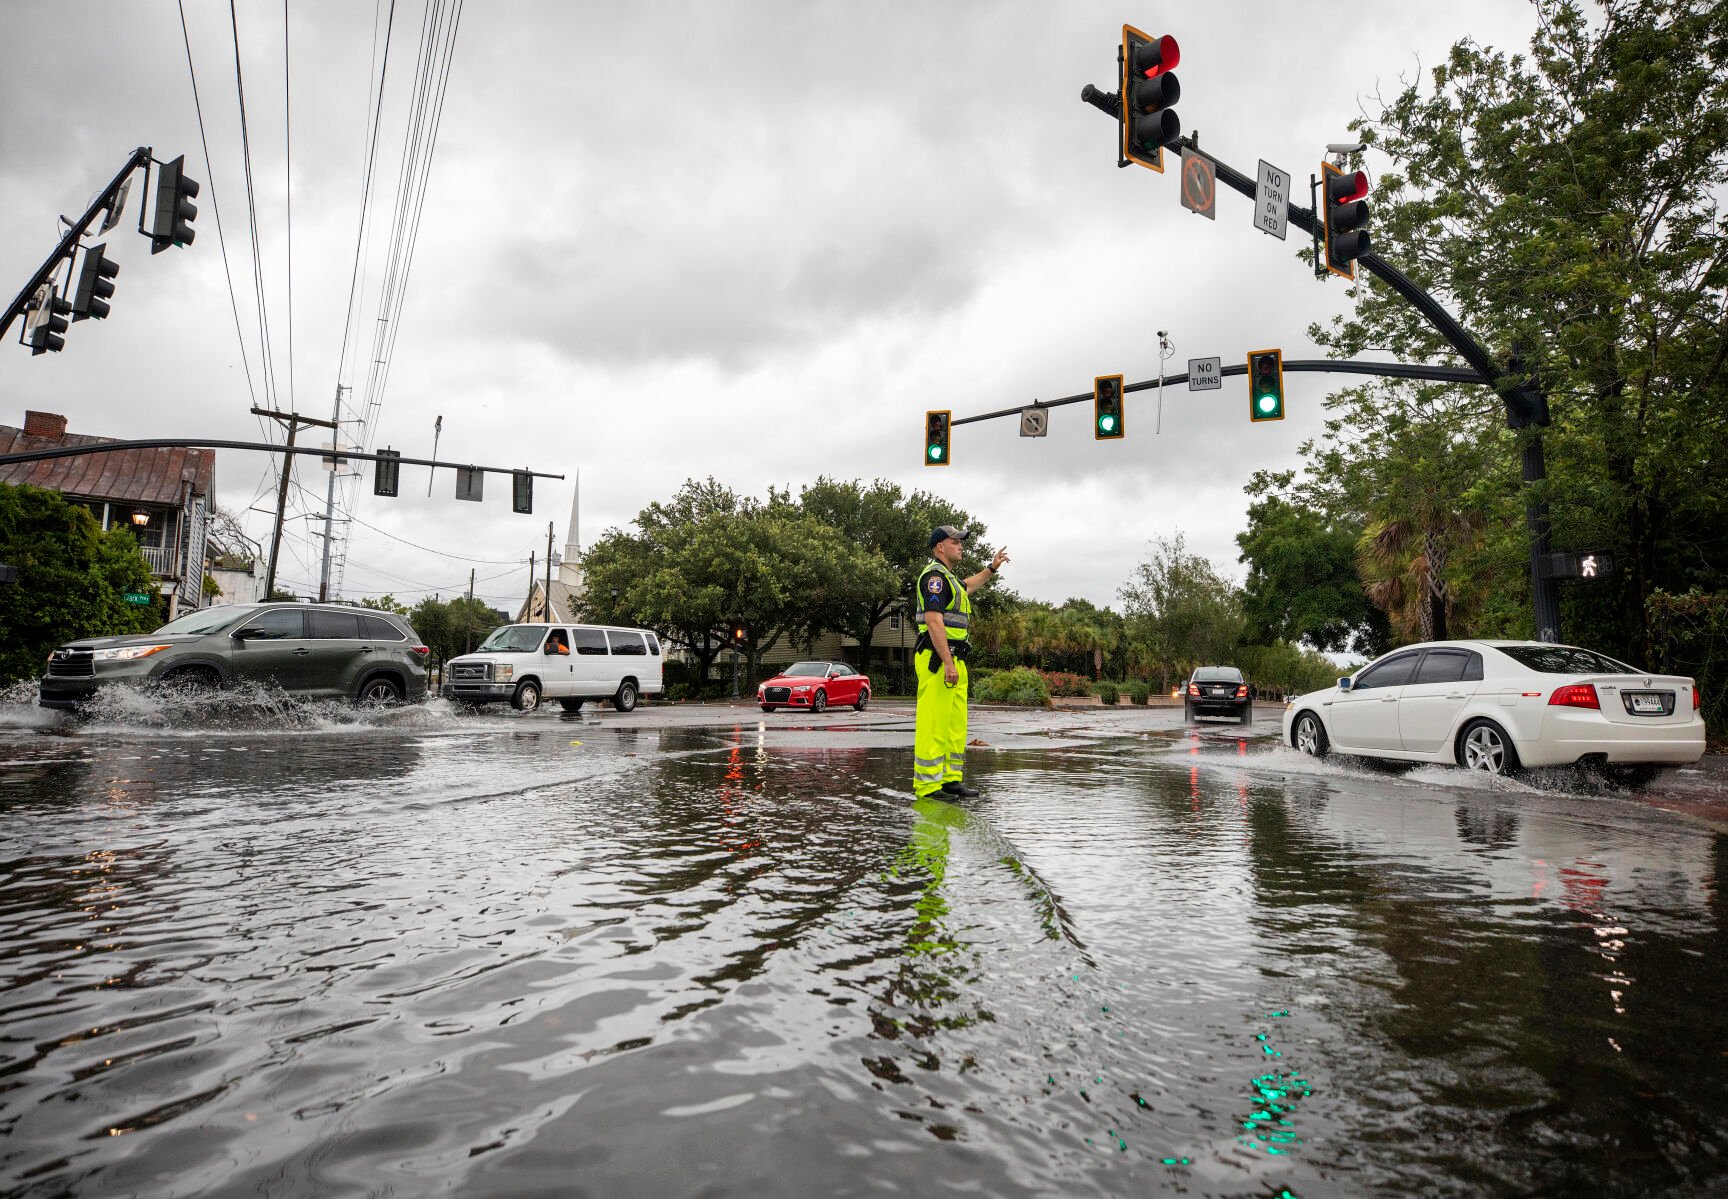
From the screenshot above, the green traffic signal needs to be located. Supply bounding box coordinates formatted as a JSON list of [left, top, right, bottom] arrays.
[[1248, 349, 1284, 422], [925, 410, 951, 467], [1094, 374, 1125, 440]]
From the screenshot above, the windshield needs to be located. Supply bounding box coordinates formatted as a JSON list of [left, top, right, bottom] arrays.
[[155, 606, 249, 636], [1497, 644, 1638, 674], [1192, 666, 1243, 682], [476, 626, 545, 653], [784, 661, 830, 677]]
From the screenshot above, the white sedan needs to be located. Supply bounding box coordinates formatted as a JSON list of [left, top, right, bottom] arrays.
[[1282, 640, 1705, 784]]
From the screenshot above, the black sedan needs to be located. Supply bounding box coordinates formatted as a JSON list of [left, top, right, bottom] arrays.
[[1184, 665, 1252, 724]]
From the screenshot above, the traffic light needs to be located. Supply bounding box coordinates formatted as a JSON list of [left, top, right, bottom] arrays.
[[149, 154, 199, 253], [28, 293, 71, 355], [71, 242, 119, 321], [1094, 374, 1125, 439], [924, 410, 951, 466], [512, 470, 533, 514], [373, 448, 401, 497], [1321, 162, 1370, 279], [1247, 349, 1284, 421], [1120, 26, 1180, 171], [730, 622, 747, 646]]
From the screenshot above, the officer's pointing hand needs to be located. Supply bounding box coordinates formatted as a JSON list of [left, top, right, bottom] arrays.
[[991, 548, 1010, 571]]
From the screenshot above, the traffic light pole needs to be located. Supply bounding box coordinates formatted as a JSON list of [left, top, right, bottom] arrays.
[[1078, 90, 1562, 639]]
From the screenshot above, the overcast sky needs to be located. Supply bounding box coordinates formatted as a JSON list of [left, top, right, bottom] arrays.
[[0, 0, 1540, 615]]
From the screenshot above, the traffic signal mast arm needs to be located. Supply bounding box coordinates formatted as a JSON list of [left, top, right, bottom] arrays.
[[951, 358, 1481, 429], [0, 436, 566, 481], [1, 147, 152, 341]]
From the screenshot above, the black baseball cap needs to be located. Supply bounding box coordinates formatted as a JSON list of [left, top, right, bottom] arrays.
[[929, 525, 968, 548]]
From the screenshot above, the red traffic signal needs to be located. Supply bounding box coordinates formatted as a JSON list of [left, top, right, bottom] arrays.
[[1321, 162, 1370, 279], [1120, 26, 1181, 172]]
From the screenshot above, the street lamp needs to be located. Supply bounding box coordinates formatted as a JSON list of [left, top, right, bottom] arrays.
[[131, 510, 150, 526]]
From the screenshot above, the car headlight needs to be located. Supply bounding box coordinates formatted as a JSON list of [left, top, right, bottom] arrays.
[[792, 686, 810, 694], [494, 664, 513, 682], [95, 644, 171, 661]]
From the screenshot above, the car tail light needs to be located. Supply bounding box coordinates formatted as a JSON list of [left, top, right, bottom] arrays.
[[411, 645, 430, 658], [1695, 685, 1702, 711], [1548, 684, 1599, 709], [1187, 683, 1200, 696], [1235, 684, 1249, 698]]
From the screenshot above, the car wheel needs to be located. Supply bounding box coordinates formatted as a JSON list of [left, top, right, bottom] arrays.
[[854, 688, 870, 712], [1238, 703, 1253, 725], [614, 680, 638, 713], [1459, 719, 1520, 776], [357, 677, 403, 705], [558, 698, 584, 713], [160, 665, 221, 692], [760, 705, 777, 713], [812, 689, 828, 714], [1293, 711, 1329, 758], [1183, 701, 1195, 724], [511, 681, 542, 712]]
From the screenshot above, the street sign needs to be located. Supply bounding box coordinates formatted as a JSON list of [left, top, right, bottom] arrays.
[[319, 441, 352, 471], [1019, 407, 1048, 437], [1540, 550, 1614, 580], [99, 178, 131, 234], [22, 283, 53, 334], [455, 467, 483, 502], [122, 591, 152, 605], [1187, 356, 1222, 390], [1179, 147, 1216, 219], [1255, 159, 1290, 240]]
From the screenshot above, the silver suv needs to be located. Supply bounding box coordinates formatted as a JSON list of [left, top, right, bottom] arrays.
[[38, 602, 430, 709]]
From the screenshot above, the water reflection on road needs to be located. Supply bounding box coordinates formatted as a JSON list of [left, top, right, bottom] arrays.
[[1, 698, 1724, 1197]]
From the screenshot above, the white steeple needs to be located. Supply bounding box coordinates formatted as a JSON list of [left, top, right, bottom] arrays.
[[558, 471, 584, 589]]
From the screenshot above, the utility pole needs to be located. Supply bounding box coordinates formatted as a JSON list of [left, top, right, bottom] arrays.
[[317, 384, 350, 602], [544, 521, 554, 623], [254, 406, 337, 600], [527, 553, 536, 621], [465, 568, 475, 654]]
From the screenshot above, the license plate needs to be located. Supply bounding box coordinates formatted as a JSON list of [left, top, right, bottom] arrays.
[[1630, 693, 1664, 713]]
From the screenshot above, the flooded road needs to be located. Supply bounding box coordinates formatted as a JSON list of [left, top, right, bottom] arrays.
[[2, 692, 1726, 1197]]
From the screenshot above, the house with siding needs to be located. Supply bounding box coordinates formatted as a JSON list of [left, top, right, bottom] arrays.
[[0, 410, 215, 617]]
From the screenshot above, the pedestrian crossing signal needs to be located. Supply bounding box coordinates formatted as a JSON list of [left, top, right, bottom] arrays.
[[1248, 349, 1284, 422], [1094, 374, 1125, 439], [925, 410, 951, 466]]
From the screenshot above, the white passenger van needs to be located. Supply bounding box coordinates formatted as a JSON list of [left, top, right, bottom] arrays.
[[441, 623, 664, 713]]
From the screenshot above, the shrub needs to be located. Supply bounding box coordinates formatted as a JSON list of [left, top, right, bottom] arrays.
[[1128, 680, 1151, 705], [1039, 670, 1093, 697], [975, 666, 1051, 707], [664, 682, 689, 702], [1097, 681, 1120, 705]]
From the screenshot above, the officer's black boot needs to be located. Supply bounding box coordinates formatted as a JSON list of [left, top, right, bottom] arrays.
[[941, 780, 980, 798]]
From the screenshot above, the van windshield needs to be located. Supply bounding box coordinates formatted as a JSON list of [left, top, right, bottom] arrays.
[[477, 626, 546, 653]]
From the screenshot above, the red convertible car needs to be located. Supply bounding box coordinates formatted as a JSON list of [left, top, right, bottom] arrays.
[[757, 660, 871, 713]]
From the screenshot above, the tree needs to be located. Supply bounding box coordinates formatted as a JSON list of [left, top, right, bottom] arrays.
[[1237, 471, 1391, 656], [408, 595, 499, 666], [356, 594, 411, 616], [790, 478, 979, 669], [1320, 0, 1728, 665], [1118, 532, 1244, 692], [0, 483, 161, 684]]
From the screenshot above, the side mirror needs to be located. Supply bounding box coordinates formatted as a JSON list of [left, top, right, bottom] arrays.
[[1337, 676, 1353, 691], [234, 627, 261, 641]]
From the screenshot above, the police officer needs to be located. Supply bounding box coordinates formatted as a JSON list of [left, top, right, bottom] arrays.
[[913, 525, 1009, 799]]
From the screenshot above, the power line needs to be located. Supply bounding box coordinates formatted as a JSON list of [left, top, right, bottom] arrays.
[[228, 0, 281, 411], [175, 0, 262, 419], [282, 0, 295, 411]]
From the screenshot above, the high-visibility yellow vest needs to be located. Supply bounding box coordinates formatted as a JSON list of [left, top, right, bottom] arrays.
[[914, 560, 970, 642]]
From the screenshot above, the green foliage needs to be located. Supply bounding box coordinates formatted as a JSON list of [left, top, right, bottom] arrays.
[[1118, 532, 1244, 690], [0, 483, 161, 684], [1097, 681, 1120, 705], [1303, 0, 1728, 666], [974, 666, 1050, 708], [1128, 679, 1151, 705], [356, 593, 411, 616], [408, 595, 500, 665]]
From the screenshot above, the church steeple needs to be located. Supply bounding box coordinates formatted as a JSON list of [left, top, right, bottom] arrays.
[[559, 472, 584, 589]]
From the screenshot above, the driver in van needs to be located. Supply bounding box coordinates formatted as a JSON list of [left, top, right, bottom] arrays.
[[546, 631, 570, 655]]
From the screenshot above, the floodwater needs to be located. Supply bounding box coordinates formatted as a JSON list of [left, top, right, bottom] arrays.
[[2, 688, 1726, 1197]]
